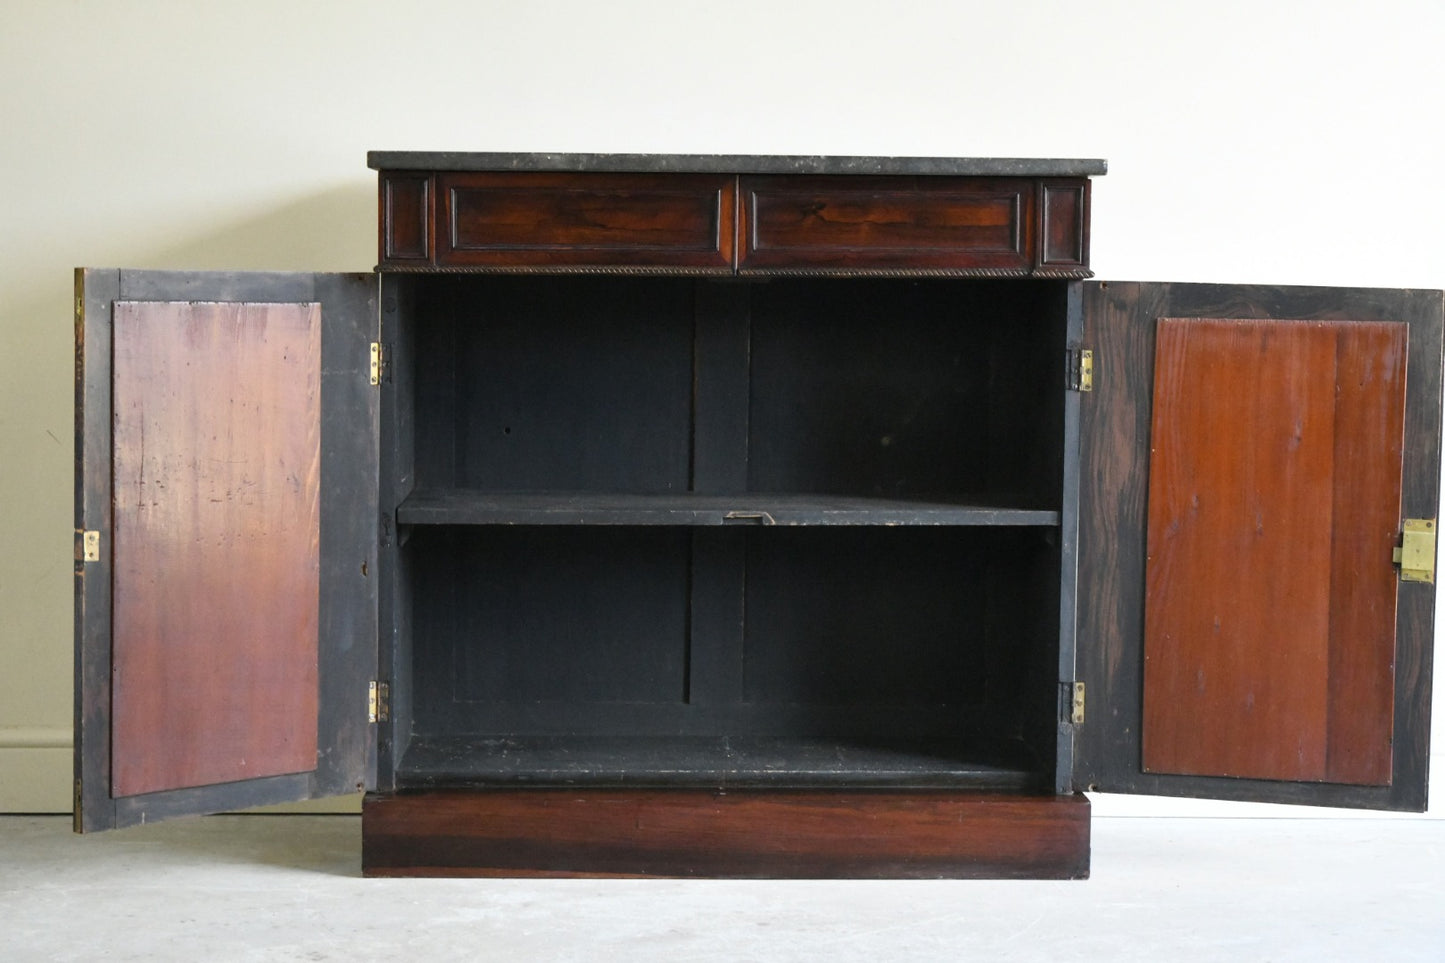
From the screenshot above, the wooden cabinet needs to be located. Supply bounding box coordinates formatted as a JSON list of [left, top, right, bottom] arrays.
[[74, 154, 1441, 877]]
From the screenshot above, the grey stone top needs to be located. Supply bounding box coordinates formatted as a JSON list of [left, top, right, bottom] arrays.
[[366, 151, 1107, 177]]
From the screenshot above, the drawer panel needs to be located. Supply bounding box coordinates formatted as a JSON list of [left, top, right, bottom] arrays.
[[739, 176, 1036, 274], [435, 172, 735, 271], [1041, 181, 1090, 270], [380, 173, 432, 264]]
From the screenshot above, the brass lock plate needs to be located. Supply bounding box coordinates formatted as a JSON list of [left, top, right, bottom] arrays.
[[1394, 518, 1436, 584]]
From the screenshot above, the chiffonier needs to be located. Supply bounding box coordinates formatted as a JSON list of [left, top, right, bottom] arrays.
[[74, 153, 1441, 878]]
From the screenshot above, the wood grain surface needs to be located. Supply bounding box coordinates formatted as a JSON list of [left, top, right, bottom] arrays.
[[436, 171, 735, 270], [362, 789, 1090, 878], [110, 301, 321, 797], [1143, 318, 1406, 784], [738, 176, 1034, 273]]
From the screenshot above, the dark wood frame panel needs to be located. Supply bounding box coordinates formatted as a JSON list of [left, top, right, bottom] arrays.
[[74, 270, 381, 831], [1074, 281, 1441, 810]]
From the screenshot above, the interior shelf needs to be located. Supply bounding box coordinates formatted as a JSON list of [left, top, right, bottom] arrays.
[[395, 735, 1043, 790], [395, 490, 1060, 527]]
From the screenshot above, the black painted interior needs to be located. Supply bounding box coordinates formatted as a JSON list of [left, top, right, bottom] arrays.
[[392, 276, 1068, 787]]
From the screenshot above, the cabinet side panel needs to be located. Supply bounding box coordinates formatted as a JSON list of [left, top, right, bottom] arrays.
[[376, 275, 416, 790], [1076, 281, 1161, 792], [110, 301, 321, 797], [311, 272, 381, 799]]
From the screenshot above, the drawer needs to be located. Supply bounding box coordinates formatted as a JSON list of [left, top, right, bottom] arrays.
[[425, 172, 736, 271], [377, 170, 1090, 275], [738, 176, 1087, 275]]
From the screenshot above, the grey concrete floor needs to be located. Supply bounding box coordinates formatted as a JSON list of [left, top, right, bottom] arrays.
[[0, 814, 1441, 961]]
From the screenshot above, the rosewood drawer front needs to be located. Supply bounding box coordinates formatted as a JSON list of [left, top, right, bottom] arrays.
[[738, 176, 1029, 274], [383, 172, 737, 271], [738, 176, 1089, 275], [378, 170, 1090, 275]]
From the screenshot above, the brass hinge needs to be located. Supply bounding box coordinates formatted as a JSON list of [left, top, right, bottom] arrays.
[[1067, 346, 1093, 392], [368, 680, 390, 723], [79, 530, 100, 563], [1394, 518, 1436, 584], [1062, 681, 1085, 725], [369, 342, 383, 386]]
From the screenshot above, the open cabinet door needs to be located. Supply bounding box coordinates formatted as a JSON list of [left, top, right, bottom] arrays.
[[1074, 281, 1441, 810], [74, 270, 379, 831]]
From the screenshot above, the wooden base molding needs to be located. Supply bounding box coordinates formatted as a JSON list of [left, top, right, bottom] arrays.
[[361, 789, 1091, 879]]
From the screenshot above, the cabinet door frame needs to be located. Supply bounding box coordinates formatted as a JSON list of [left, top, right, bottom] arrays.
[[1073, 281, 1441, 810], [74, 269, 380, 831]]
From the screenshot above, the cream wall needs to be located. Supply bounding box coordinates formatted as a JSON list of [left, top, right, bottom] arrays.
[[2, 0, 1441, 816]]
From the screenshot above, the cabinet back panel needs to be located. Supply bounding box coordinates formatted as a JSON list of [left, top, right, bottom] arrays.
[[747, 281, 1064, 505], [410, 527, 689, 711], [742, 528, 989, 705], [742, 528, 1058, 756], [405, 526, 1058, 773], [413, 277, 694, 493]]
